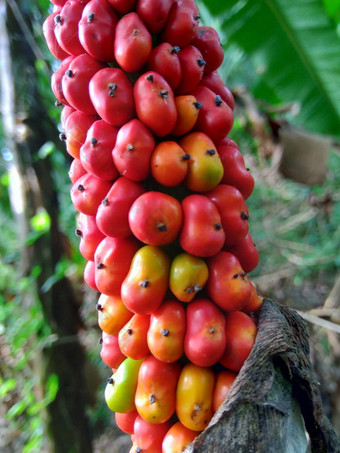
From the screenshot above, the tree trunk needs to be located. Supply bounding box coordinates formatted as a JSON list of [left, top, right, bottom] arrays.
[[0, 2, 93, 451], [185, 299, 339, 453]]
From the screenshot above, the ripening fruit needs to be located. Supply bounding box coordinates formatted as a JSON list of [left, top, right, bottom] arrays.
[[54, 0, 85, 56], [176, 363, 215, 431], [94, 236, 140, 297], [121, 245, 171, 314], [119, 313, 151, 360], [100, 331, 126, 369], [147, 299, 186, 363], [169, 253, 208, 302], [97, 293, 133, 336], [61, 53, 105, 114], [96, 177, 145, 238], [134, 71, 177, 137], [150, 141, 189, 187], [114, 13, 152, 73], [80, 120, 119, 181], [180, 194, 225, 257], [172, 95, 201, 136], [184, 298, 226, 367], [112, 119, 155, 182], [70, 173, 112, 216], [128, 191, 183, 246], [162, 421, 199, 453], [78, 0, 118, 62], [219, 311, 257, 372], [212, 370, 238, 412], [206, 251, 252, 312], [89, 67, 135, 126], [76, 213, 105, 261], [180, 132, 224, 193], [105, 357, 143, 413], [43, 0, 262, 443], [135, 355, 181, 423]]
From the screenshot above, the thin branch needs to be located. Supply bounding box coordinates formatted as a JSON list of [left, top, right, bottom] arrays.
[[296, 310, 340, 334], [6, 0, 49, 72]]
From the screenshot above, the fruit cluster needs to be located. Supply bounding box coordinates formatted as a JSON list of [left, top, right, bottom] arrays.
[[43, 0, 263, 451]]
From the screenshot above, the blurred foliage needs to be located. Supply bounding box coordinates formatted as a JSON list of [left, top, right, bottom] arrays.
[[0, 0, 339, 450], [199, 0, 340, 139]]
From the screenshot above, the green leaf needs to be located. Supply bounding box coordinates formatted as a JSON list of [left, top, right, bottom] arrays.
[[199, 0, 340, 138], [0, 378, 16, 397], [30, 210, 51, 233]]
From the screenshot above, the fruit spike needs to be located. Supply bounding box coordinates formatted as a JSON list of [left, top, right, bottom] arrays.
[[43, 0, 262, 448]]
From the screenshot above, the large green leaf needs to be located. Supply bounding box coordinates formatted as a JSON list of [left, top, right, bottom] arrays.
[[198, 0, 340, 138]]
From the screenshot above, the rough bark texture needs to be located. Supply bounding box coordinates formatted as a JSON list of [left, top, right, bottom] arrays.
[[185, 299, 339, 453]]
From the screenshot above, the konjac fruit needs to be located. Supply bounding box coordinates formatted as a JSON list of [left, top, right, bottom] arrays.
[[192, 26, 224, 74], [175, 45, 205, 95], [176, 363, 215, 432], [63, 110, 97, 159], [133, 416, 172, 453], [128, 191, 183, 246], [83, 260, 99, 292], [172, 95, 201, 136], [97, 293, 133, 336], [51, 55, 75, 106], [162, 421, 199, 453], [89, 67, 135, 126], [134, 71, 177, 137], [180, 194, 225, 257], [169, 252, 208, 302], [135, 355, 181, 423], [80, 119, 119, 181], [112, 119, 155, 182], [136, 0, 174, 35], [105, 357, 143, 413], [94, 236, 140, 296], [147, 299, 186, 363], [180, 131, 224, 193], [217, 137, 254, 200], [100, 331, 126, 369], [68, 158, 86, 184], [96, 177, 145, 238], [61, 53, 105, 114], [207, 251, 252, 312], [207, 184, 249, 246], [42, 12, 69, 60], [118, 313, 151, 360], [224, 232, 259, 273], [78, 0, 118, 62], [200, 71, 235, 110], [76, 213, 105, 261], [54, 0, 85, 56], [219, 311, 257, 372], [146, 43, 182, 90], [193, 85, 234, 144], [212, 370, 237, 412], [184, 298, 226, 367], [150, 141, 189, 187], [115, 409, 139, 435], [121, 245, 171, 314], [107, 0, 137, 15], [160, 0, 200, 48], [70, 173, 112, 216], [114, 12, 152, 73]]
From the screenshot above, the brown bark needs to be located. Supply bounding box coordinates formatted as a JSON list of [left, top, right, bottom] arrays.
[[185, 299, 339, 453]]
